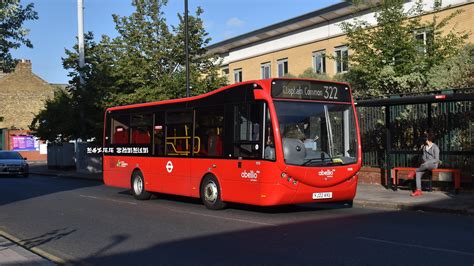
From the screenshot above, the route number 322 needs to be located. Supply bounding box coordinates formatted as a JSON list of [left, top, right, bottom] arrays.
[[323, 86, 338, 100]]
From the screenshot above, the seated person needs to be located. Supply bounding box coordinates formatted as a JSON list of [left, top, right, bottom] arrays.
[[283, 124, 305, 141], [264, 135, 275, 160], [304, 135, 319, 151]]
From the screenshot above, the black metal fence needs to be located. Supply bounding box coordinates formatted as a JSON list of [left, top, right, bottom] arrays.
[[356, 88, 474, 184]]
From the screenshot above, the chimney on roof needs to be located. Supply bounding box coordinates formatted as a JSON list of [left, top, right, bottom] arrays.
[[14, 59, 32, 74]]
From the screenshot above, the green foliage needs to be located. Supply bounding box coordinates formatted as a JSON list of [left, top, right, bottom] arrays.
[[30, 90, 76, 142], [0, 0, 38, 72], [30, 33, 107, 142], [31, 0, 226, 142], [297, 68, 331, 80], [286, 68, 349, 84], [340, 0, 468, 97], [103, 1, 226, 105], [427, 44, 474, 89]]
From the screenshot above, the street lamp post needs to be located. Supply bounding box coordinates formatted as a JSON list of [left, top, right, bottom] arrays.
[[77, 0, 85, 141], [77, 0, 85, 84], [185, 0, 190, 97]]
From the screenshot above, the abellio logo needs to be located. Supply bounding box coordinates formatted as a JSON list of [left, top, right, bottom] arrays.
[[318, 169, 336, 177], [241, 170, 259, 181]]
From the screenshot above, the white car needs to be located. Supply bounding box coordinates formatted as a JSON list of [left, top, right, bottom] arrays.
[[0, 151, 29, 178]]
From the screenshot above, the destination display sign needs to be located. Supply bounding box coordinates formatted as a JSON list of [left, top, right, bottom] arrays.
[[271, 80, 351, 102]]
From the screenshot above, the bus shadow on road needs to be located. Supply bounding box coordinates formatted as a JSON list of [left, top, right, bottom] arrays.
[[73, 208, 474, 266], [117, 189, 353, 214]]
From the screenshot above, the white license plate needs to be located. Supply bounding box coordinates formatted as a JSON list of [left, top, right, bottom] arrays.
[[8, 167, 20, 171], [312, 192, 333, 199]]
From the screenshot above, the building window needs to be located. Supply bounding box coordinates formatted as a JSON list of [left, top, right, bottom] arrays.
[[312, 50, 326, 74], [277, 58, 288, 77], [261, 62, 271, 79], [234, 68, 242, 83], [335, 46, 349, 73], [222, 66, 229, 81], [415, 29, 432, 54]]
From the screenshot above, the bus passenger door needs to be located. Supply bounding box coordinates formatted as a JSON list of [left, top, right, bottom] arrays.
[[223, 102, 264, 203], [160, 110, 193, 196]]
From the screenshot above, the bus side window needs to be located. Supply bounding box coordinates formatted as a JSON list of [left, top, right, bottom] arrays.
[[154, 112, 165, 156], [111, 115, 130, 144], [130, 114, 153, 145], [165, 111, 193, 156], [233, 103, 263, 158], [194, 106, 225, 157]]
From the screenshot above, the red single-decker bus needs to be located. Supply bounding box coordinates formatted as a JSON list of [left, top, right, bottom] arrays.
[[103, 78, 362, 209]]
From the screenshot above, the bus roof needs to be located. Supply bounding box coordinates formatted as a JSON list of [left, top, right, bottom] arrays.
[[106, 78, 351, 112]]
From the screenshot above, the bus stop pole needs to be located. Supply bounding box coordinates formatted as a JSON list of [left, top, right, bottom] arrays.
[[385, 105, 393, 190]]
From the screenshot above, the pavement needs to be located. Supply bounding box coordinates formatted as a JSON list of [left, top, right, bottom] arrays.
[[28, 161, 102, 181], [354, 183, 474, 215], [0, 234, 55, 266]]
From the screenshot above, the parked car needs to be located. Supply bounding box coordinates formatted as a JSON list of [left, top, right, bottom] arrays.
[[0, 151, 29, 178]]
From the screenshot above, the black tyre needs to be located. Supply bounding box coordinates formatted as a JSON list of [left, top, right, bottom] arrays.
[[343, 200, 353, 208], [200, 175, 226, 210], [131, 171, 151, 200]]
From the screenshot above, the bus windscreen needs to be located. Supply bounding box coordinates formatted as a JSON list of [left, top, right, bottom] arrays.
[[271, 79, 351, 102]]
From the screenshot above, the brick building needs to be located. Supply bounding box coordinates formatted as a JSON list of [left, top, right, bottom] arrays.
[[0, 60, 57, 160], [207, 0, 474, 83], [0, 60, 55, 130]]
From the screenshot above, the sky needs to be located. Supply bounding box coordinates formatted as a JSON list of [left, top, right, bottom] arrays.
[[12, 0, 341, 84]]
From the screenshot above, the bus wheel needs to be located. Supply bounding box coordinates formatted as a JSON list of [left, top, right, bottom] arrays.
[[343, 200, 353, 208], [131, 171, 151, 200], [201, 175, 226, 210]]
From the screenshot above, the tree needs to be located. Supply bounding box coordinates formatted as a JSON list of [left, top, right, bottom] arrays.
[[30, 90, 76, 142], [340, 0, 468, 97], [30, 32, 112, 142], [30, 0, 227, 142], [167, 7, 227, 98], [0, 0, 38, 72], [286, 67, 348, 82], [99, 0, 226, 105], [427, 44, 474, 89]]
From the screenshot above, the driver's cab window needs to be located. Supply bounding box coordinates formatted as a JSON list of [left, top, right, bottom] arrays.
[[264, 106, 276, 160], [281, 117, 322, 151]]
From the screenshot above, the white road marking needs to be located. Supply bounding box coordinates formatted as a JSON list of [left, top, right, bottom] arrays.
[[79, 195, 137, 205], [168, 208, 277, 227], [79, 193, 273, 226], [357, 236, 474, 256]]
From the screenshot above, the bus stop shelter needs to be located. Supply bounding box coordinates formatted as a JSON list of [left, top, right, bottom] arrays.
[[356, 88, 474, 190]]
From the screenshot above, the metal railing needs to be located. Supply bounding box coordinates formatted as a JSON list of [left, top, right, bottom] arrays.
[[356, 88, 474, 181]]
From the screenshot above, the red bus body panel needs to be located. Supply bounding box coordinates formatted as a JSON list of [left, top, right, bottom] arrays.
[[103, 78, 362, 206]]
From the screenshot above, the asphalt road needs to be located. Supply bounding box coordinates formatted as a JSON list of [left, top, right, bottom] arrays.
[[0, 174, 473, 265]]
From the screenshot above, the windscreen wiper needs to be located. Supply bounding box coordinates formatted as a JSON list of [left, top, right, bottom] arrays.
[[303, 157, 331, 166]]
